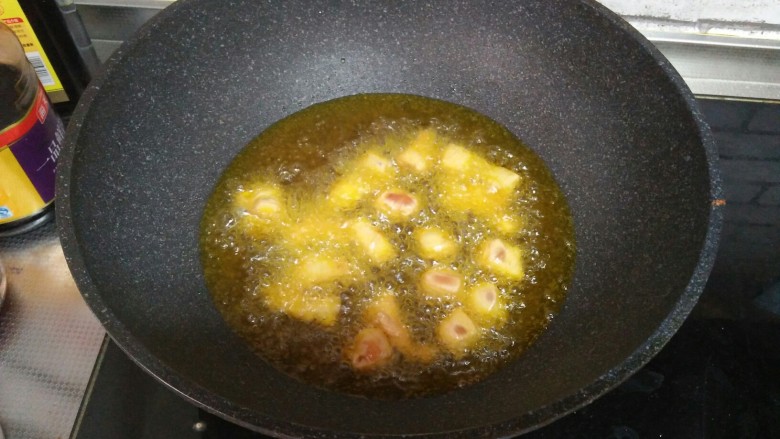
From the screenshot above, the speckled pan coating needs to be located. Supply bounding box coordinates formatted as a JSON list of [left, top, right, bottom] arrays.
[[56, 0, 722, 437]]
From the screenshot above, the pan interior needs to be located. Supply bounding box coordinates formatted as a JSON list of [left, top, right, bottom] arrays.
[[59, 0, 716, 436]]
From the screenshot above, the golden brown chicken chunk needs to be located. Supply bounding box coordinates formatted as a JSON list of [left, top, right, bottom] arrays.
[[375, 189, 421, 220], [437, 308, 479, 355], [347, 327, 393, 370], [476, 238, 524, 280], [365, 294, 437, 363], [419, 269, 463, 300]]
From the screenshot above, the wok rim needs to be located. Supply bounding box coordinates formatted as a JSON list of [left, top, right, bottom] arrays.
[[57, 0, 723, 437]]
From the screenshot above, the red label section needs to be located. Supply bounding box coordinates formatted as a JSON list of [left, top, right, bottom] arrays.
[[0, 84, 46, 149]]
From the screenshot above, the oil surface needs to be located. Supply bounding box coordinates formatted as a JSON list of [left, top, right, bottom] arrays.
[[200, 94, 575, 398]]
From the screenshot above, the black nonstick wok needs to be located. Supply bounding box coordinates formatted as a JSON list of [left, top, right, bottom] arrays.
[[57, 0, 722, 437]]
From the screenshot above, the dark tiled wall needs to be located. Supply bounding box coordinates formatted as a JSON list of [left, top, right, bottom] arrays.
[[697, 99, 780, 318]]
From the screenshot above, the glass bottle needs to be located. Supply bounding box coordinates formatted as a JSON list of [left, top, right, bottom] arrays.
[[0, 22, 64, 236], [18, 0, 99, 116]]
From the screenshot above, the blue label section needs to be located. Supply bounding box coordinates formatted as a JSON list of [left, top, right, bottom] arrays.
[[8, 89, 63, 203]]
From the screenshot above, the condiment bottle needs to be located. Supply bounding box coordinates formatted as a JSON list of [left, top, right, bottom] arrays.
[[0, 22, 64, 236], [14, 0, 99, 116], [13, 0, 100, 118]]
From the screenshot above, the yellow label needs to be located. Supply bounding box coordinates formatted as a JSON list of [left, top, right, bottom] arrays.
[[0, 148, 46, 224], [0, 0, 68, 103]]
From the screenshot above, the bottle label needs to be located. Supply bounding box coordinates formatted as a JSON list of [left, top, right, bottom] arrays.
[[0, 0, 68, 103], [0, 84, 64, 225]]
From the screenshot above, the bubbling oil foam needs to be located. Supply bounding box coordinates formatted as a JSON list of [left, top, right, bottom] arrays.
[[200, 94, 575, 398]]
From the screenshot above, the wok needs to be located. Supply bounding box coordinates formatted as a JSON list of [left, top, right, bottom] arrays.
[[57, 0, 722, 437]]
